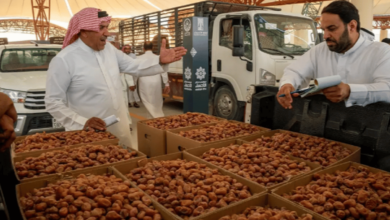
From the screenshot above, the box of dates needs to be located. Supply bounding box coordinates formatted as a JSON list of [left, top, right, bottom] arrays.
[[272, 162, 389, 220], [137, 112, 224, 157], [239, 130, 360, 168], [112, 151, 267, 220], [12, 142, 146, 183], [17, 166, 178, 220], [12, 130, 118, 157], [185, 139, 322, 191], [166, 121, 269, 154], [194, 193, 326, 220]]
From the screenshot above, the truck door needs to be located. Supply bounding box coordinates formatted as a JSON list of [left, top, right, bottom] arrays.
[[212, 16, 254, 121]]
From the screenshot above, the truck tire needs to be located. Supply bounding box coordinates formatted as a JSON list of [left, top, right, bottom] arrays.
[[213, 85, 244, 120]]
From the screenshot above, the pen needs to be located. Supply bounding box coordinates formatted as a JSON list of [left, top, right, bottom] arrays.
[[278, 87, 312, 97]]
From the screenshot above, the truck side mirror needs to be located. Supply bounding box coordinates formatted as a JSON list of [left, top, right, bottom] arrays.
[[318, 33, 324, 42], [232, 25, 244, 57], [246, 61, 253, 72]]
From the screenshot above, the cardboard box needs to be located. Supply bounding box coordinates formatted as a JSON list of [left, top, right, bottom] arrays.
[[166, 121, 270, 154], [112, 151, 267, 220], [16, 166, 179, 220], [138, 113, 225, 158], [13, 143, 146, 183], [194, 193, 326, 220], [13, 131, 119, 157], [239, 130, 361, 168], [271, 162, 386, 219], [185, 139, 322, 191]]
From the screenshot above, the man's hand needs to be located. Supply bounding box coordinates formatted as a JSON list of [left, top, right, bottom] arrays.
[[276, 84, 300, 109], [322, 82, 350, 103], [0, 92, 17, 122], [159, 39, 187, 64], [163, 86, 171, 94], [129, 86, 136, 91], [0, 115, 16, 152], [83, 117, 106, 131]]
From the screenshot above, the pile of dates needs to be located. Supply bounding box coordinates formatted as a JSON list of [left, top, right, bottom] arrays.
[[144, 112, 220, 130], [15, 130, 116, 153], [178, 122, 262, 143], [202, 143, 312, 187], [250, 132, 352, 166], [283, 165, 390, 220], [20, 174, 162, 220], [219, 206, 313, 220], [126, 159, 252, 219], [16, 145, 137, 180]]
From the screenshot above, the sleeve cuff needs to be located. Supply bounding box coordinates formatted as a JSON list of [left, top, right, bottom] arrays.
[[165, 83, 170, 87], [75, 116, 88, 127], [345, 84, 368, 107]]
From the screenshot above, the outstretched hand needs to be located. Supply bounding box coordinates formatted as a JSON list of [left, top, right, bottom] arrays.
[[159, 39, 187, 64], [276, 84, 300, 109]]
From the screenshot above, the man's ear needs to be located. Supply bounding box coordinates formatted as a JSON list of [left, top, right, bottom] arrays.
[[349, 20, 358, 33], [79, 30, 88, 38]]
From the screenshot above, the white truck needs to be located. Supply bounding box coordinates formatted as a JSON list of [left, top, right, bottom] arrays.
[[0, 43, 64, 136], [119, 1, 320, 120]]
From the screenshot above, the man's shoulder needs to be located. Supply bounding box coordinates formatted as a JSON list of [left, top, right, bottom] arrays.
[[56, 43, 80, 59], [361, 41, 390, 56]]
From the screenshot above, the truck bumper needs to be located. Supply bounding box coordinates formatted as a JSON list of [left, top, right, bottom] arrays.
[[14, 113, 65, 136]]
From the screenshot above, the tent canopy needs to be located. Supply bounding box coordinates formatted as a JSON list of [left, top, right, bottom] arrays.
[[0, 0, 388, 28], [0, 0, 203, 27]]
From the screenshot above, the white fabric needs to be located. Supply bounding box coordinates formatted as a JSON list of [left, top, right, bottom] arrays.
[[280, 35, 390, 107], [137, 51, 166, 118], [45, 38, 167, 149], [360, 29, 375, 41], [120, 73, 132, 125], [129, 53, 137, 59], [128, 90, 141, 103]]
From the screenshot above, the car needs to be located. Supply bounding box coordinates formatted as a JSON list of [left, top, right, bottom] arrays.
[[0, 43, 64, 136]]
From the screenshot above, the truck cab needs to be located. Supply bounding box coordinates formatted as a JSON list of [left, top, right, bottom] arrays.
[[0, 44, 64, 136], [211, 11, 319, 120], [119, 1, 320, 121]]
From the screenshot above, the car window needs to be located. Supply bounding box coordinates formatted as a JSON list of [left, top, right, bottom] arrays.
[[0, 48, 61, 72]]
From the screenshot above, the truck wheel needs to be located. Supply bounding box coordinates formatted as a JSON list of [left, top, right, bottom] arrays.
[[214, 85, 243, 120]]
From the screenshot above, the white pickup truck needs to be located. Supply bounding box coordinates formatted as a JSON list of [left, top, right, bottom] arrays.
[[0, 44, 64, 136]]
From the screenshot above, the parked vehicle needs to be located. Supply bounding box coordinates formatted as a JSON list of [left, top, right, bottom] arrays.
[[0, 43, 64, 136], [119, 1, 320, 120]]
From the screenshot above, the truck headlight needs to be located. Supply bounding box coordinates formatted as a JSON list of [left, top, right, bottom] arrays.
[[0, 89, 26, 103]]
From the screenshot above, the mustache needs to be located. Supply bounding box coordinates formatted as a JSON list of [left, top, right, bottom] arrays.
[[326, 38, 336, 43]]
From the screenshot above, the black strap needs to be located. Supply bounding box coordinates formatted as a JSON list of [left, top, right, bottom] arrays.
[[98, 11, 108, 18]]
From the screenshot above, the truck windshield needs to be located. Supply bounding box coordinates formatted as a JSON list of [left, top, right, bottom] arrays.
[[0, 48, 61, 72], [254, 14, 318, 56]]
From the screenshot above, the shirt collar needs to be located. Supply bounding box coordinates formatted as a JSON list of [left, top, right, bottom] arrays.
[[145, 51, 153, 54], [343, 34, 365, 55], [76, 38, 97, 53]]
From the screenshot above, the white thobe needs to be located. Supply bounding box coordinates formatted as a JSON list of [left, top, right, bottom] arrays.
[[123, 54, 140, 103], [45, 38, 167, 149], [280, 35, 390, 107], [120, 73, 132, 125], [137, 51, 169, 118]]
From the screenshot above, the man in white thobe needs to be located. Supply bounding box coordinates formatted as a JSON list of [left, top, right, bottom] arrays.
[[137, 42, 171, 118], [122, 45, 140, 108], [277, 1, 390, 109], [45, 8, 186, 149]]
